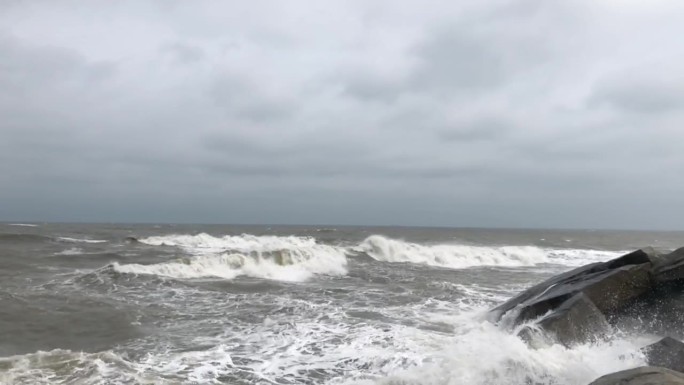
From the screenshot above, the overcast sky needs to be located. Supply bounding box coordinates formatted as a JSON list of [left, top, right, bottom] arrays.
[[1, 0, 683, 229]]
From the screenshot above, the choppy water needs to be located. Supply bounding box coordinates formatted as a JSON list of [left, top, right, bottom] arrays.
[[1, 223, 682, 384]]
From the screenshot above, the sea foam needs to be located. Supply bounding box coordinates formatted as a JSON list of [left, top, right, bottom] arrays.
[[356, 235, 624, 269], [113, 233, 348, 281], [112, 233, 623, 282], [357, 235, 548, 268], [57, 237, 108, 244]]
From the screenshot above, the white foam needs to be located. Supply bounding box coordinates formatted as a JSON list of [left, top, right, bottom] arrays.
[[134, 299, 650, 385], [321, 298, 651, 385], [54, 248, 84, 256], [131, 299, 451, 384], [0, 349, 147, 384], [0, 296, 653, 385], [7, 223, 38, 227], [344, 321, 648, 385], [116, 233, 348, 281], [355, 235, 625, 269], [357, 235, 549, 268], [140, 233, 322, 253], [57, 237, 107, 244], [545, 248, 627, 267]]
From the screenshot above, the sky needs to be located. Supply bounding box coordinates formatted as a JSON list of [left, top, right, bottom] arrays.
[[1, 0, 684, 229]]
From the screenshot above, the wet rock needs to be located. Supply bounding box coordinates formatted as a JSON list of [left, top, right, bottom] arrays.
[[652, 247, 684, 285], [613, 250, 684, 340], [490, 247, 684, 348], [531, 293, 612, 347], [642, 337, 684, 373], [490, 248, 655, 326], [613, 291, 684, 340], [588, 366, 684, 385]]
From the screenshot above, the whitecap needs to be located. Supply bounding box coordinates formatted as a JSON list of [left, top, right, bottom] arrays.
[[115, 233, 348, 282], [356, 235, 549, 269], [354, 235, 624, 269], [57, 237, 107, 244], [54, 248, 84, 256]]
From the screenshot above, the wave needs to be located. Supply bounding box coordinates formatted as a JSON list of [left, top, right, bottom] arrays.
[[54, 248, 84, 256], [0, 234, 111, 245], [116, 233, 626, 281], [1, 300, 650, 385], [114, 233, 348, 282], [0, 349, 143, 384], [355, 235, 625, 269], [545, 248, 628, 267], [356, 235, 548, 268], [365, 317, 649, 385], [138, 232, 325, 253], [7, 223, 38, 227], [56, 237, 107, 244]]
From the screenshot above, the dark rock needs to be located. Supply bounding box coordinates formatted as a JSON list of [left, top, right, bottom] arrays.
[[652, 247, 684, 285], [588, 366, 684, 385], [642, 337, 684, 373], [124, 236, 139, 244], [490, 247, 684, 348], [604, 248, 660, 269], [490, 249, 655, 326], [613, 251, 684, 340], [532, 293, 612, 347], [616, 286, 684, 339]]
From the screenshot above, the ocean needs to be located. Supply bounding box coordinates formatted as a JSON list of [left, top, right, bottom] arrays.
[[1, 223, 682, 384]]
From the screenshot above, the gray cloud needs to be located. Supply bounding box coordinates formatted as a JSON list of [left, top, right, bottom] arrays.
[[591, 80, 684, 113], [1, 0, 684, 229], [436, 117, 511, 142], [161, 42, 205, 64], [409, 30, 506, 93]]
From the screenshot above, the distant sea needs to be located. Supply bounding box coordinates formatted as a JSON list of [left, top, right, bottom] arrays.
[[1, 223, 682, 384]]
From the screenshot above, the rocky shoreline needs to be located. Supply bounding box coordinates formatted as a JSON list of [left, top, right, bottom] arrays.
[[487, 247, 684, 384]]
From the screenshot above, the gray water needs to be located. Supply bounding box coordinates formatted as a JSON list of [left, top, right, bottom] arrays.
[[1, 223, 682, 384]]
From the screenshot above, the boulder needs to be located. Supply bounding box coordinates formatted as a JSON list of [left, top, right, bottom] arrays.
[[652, 247, 684, 285], [531, 293, 612, 347], [588, 366, 684, 385], [490, 248, 656, 326], [612, 262, 684, 340], [490, 247, 684, 348], [642, 337, 684, 373], [613, 293, 684, 340]]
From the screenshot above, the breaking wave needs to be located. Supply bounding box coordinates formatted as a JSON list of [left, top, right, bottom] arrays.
[[0, 308, 649, 385], [0, 349, 145, 385], [544, 248, 627, 267], [108, 233, 625, 282], [355, 235, 624, 269], [56, 237, 107, 244], [54, 248, 84, 256], [357, 235, 547, 268], [113, 233, 348, 282]]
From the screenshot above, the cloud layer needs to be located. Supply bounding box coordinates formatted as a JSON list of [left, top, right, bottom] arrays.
[[2, 0, 684, 229]]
